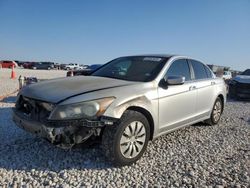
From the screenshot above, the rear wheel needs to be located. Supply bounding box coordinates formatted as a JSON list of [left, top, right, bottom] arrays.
[[102, 110, 150, 166], [205, 97, 223, 125]]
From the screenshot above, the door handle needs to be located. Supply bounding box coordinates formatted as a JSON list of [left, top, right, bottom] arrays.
[[211, 81, 216, 85], [189, 86, 196, 90]]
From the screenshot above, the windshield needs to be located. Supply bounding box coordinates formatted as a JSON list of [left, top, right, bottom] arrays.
[[241, 69, 250, 75], [92, 56, 168, 82]]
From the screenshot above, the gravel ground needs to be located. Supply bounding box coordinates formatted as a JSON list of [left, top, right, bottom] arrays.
[[0, 69, 249, 187]]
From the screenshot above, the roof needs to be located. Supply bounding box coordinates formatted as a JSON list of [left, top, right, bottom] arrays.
[[119, 54, 179, 61], [126, 54, 175, 58]]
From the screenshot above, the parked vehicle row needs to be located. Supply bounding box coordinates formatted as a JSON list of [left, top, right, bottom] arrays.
[[1, 60, 93, 71]]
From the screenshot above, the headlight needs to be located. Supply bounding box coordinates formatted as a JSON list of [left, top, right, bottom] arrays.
[[49, 97, 115, 120]]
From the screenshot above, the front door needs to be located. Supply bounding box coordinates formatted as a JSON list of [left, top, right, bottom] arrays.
[[158, 59, 197, 132]]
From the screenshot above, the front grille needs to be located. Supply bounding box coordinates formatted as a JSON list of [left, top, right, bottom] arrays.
[[16, 95, 51, 122]]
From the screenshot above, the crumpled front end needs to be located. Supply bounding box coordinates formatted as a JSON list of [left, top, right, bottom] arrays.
[[13, 95, 116, 149]]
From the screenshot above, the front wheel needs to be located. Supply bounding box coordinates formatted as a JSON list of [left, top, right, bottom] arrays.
[[102, 110, 150, 166], [205, 97, 223, 125]]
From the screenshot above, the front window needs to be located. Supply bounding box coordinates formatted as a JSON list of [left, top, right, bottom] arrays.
[[166, 59, 191, 81], [92, 56, 169, 82]]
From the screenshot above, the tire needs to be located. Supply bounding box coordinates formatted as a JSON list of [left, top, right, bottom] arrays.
[[205, 97, 223, 125], [102, 110, 150, 166]]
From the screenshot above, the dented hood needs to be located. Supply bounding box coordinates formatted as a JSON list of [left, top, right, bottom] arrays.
[[20, 76, 135, 103]]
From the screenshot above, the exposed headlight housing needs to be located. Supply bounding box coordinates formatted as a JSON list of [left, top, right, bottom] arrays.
[[49, 97, 115, 120]]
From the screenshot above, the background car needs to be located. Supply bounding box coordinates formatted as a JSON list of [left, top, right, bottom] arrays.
[[66, 64, 102, 76], [0, 60, 17, 68], [222, 71, 232, 80], [229, 69, 250, 99], [31, 62, 55, 70], [76, 64, 89, 70], [23, 62, 35, 69], [65, 63, 80, 70], [59, 64, 67, 70], [53, 63, 61, 69], [14, 60, 26, 67]]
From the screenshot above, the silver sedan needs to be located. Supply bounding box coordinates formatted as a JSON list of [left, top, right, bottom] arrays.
[[13, 55, 227, 166]]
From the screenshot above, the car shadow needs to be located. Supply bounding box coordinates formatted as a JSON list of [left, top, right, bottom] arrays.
[[0, 105, 114, 172], [191, 122, 209, 127]]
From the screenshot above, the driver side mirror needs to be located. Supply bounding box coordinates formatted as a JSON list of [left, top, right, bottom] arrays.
[[159, 75, 185, 89]]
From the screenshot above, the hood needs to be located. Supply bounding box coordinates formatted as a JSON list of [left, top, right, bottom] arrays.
[[233, 75, 250, 84], [21, 76, 136, 103]]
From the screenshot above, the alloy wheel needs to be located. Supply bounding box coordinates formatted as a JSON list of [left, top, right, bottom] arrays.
[[213, 100, 222, 122], [119, 121, 146, 159]]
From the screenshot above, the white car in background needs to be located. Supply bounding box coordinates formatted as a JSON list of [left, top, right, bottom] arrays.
[[222, 71, 232, 80], [65, 63, 80, 70], [76, 65, 89, 70]]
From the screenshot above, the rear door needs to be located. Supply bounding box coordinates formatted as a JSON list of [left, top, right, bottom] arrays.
[[158, 58, 197, 131], [189, 59, 215, 117]]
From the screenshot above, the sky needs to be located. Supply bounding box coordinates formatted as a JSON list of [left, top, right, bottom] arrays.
[[0, 0, 249, 71]]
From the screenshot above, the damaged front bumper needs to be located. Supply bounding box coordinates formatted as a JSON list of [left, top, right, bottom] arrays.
[[12, 109, 117, 149]]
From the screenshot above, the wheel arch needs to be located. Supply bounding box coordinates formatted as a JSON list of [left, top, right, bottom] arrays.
[[126, 106, 154, 140], [217, 94, 224, 113]]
